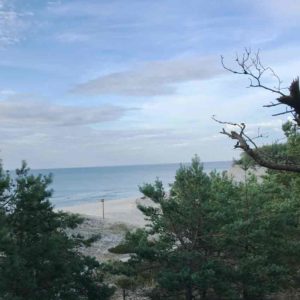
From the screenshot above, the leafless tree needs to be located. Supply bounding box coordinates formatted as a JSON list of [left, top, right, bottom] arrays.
[[216, 49, 300, 173]]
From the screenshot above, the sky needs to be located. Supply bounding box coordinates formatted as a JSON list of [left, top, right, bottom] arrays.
[[1, 0, 300, 169]]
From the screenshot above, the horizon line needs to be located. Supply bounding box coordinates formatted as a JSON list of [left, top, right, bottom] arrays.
[[28, 159, 233, 172]]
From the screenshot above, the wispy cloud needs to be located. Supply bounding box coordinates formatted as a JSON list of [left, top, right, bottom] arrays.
[[0, 95, 132, 127], [47, 1, 114, 18], [72, 56, 224, 97], [0, 89, 16, 96], [259, 0, 300, 18], [55, 32, 90, 43], [0, 0, 32, 46]]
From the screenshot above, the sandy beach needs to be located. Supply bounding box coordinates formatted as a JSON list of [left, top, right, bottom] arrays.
[[59, 197, 152, 227], [227, 164, 266, 182], [57, 197, 157, 264]]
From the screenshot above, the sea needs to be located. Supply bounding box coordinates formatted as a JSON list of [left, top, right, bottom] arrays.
[[29, 161, 232, 208]]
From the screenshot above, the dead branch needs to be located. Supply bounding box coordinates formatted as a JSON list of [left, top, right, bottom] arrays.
[[216, 50, 300, 173], [213, 116, 300, 173], [221, 48, 285, 96], [221, 49, 300, 125]]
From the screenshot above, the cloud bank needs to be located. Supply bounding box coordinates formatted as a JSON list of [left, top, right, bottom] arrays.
[[0, 96, 130, 127], [72, 57, 224, 97]]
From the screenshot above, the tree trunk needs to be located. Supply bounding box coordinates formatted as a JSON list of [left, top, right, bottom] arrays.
[[185, 285, 193, 300]]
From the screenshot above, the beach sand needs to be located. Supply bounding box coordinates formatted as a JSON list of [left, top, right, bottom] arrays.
[[59, 197, 152, 227], [57, 197, 156, 263], [227, 164, 266, 182]]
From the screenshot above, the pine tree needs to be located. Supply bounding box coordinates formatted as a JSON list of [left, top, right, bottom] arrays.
[[110, 157, 238, 299], [110, 157, 300, 299], [0, 162, 114, 300]]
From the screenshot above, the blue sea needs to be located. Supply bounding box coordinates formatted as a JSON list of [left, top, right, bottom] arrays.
[[30, 161, 232, 208]]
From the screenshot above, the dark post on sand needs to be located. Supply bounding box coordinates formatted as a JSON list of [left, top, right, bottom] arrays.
[[101, 199, 105, 219]]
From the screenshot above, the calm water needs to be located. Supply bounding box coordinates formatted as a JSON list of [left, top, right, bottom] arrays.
[[30, 161, 232, 208]]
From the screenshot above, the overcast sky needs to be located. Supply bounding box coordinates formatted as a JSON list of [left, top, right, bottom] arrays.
[[0, 0, 300, 169]]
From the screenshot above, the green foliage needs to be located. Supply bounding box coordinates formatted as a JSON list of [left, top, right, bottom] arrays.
[[283, 121, 300, 163], [235, 121, 300, 169], [112, 157, 235, 299], [112, 156, 300, 299], [0, 162, 114, 300]]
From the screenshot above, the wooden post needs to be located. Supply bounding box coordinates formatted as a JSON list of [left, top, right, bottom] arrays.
[[101, 199, 105, 219]]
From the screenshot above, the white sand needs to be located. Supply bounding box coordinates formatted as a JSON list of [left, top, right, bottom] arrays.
[[227, 165, 266, 182], [59, 197, 152, 227]]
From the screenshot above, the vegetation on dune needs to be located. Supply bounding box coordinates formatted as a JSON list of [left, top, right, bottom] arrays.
[[108, 155, 300, 299]]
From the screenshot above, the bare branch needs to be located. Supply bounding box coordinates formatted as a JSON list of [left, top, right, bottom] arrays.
[[212, 116, 300, 173], [272, 110, 294, 117], [218, 50, 300, 172], [263, 102, 285, 108], [222, 49, 300, 126], [221, 49, 286, 97]]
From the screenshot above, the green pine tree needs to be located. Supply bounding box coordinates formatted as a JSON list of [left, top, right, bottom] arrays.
[[0, 162, 114, 300], [110, 156, 300, 299]]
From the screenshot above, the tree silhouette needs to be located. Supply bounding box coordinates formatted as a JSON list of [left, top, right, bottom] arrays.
[[216, 49, 300, 173]]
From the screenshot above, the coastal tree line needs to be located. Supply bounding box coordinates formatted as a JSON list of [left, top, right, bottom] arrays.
[[0, 51, 299, 299]]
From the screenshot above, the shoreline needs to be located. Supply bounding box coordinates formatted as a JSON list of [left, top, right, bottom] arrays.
[[58, 165, 266, 227]]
